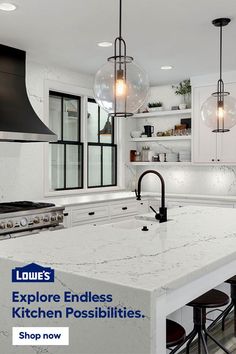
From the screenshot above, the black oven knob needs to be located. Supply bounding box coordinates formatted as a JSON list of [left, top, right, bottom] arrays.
[[43, 215, 49, 223], [57, 214, 64, 222], [7, 221, 13, 228], [33, 216, 40, 224]]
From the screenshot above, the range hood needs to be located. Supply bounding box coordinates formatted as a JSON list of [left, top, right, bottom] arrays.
[[0, 44, 57, 142]]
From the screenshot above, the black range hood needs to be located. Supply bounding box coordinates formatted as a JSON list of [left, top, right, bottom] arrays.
[[0, 44, 57, 142]]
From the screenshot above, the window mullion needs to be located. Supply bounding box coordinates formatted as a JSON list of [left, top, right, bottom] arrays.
[[101, 145, 103, 187], [64, 144, 66, 189], [98, 106, 100, 144], [61, 97, 64, 141]]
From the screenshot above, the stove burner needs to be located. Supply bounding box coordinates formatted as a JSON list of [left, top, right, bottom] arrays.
[[0, 201, 55, 213]]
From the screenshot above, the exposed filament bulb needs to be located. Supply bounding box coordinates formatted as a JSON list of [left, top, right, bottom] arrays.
[[115, 69, 127, 97]]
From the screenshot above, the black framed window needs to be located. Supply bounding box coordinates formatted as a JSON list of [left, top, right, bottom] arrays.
[[87, 99, 117, 188], [49, 91, 83, 191]]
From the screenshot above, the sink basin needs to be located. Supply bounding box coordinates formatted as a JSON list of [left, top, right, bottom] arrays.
[[104, 218, 158, 231]]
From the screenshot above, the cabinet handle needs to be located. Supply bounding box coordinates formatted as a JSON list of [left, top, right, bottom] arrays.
[[212, 159, 215, 162], [63, 213, 69, 217], [217, 159, 220, 162], [122, 207, 128, 210], [88, 212, 95, 216]]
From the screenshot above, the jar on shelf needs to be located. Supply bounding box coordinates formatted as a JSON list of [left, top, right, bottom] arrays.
[[152, 155, 159, 162], [141, 146, 150, 161], [159, 153, 166, 162], [130, 150, 136, 162], [134, 151, 141, 162]]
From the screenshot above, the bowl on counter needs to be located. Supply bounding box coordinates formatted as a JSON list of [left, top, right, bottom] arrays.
[[130, 130, 142, 138]]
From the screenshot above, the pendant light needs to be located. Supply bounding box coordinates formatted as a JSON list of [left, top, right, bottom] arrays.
[[94, 0, 149, 118], [201, 18, 236, 132], [99, 115, 112, 135]]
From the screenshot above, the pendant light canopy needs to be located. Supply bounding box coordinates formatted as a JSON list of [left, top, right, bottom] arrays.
[[94, 0, 149, 118], [201, 18, 236, 132]]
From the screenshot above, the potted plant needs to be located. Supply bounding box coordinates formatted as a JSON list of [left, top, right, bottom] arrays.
[[172, 79, 191, 109], [148, 102, 163, 112]]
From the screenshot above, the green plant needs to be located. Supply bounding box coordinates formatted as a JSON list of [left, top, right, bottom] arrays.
[[172, 79, 191, 96], [148, 101, 162, 108]]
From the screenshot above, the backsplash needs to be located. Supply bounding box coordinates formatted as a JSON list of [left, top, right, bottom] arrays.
[[128, 165, 236, 196]]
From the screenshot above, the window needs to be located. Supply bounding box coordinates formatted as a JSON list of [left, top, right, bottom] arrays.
[[48, 93, 117, 192], [49, 91, 83, 191], [87, 99, 117, 188]]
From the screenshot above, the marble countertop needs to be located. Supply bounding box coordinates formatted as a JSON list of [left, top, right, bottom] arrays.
[[43, 190, 236, 207], [1, 206, 236, 296]]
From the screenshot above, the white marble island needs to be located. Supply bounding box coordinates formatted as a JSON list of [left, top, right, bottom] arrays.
[[0, 206, 236, 354]]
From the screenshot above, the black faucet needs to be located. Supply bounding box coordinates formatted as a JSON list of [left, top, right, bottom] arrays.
[[135, 170, 167, 223]]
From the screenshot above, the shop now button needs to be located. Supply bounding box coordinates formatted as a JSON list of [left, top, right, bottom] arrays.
[[12, 327, 69, 345]]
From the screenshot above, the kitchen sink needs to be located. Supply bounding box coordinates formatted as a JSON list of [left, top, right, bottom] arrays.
[[104, 218, 160, 231]]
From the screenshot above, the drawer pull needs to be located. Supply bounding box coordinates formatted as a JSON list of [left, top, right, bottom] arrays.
[[88, 212, 95, 216], [122, 207, 128, 210], [63, 213, 69, 217]]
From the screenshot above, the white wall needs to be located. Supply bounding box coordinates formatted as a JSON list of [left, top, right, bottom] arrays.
[[0, 60, 93, 202], [125, 83, 236, 196]]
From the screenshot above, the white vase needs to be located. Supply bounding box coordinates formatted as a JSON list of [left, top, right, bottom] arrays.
[[179, 103, 187, 110], [183, 93, 191, 108]]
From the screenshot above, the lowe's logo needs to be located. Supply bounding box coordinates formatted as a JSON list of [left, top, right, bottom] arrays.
[[12, 263, 54, 283]]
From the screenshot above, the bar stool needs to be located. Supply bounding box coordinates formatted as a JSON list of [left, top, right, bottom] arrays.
[[186, 289, 230, 353], [208, 276, 236, 335], [166, 319, 186, 351], [168, 289, 230, 354]]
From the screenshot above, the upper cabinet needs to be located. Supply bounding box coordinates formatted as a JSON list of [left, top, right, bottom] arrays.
[[192, 82, 236, 164]]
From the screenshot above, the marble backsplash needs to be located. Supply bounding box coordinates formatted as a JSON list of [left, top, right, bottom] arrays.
[[126, 165, 236, 196]]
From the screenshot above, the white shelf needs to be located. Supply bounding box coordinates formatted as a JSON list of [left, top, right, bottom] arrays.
[[130, 162, 192, 166], [132, 109, 192, 118], [130, 135, 191, 142]]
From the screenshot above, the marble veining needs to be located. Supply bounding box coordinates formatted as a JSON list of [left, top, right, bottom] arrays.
[[1, 206, 236, 298]]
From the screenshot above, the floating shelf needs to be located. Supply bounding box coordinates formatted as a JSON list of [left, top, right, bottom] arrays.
[[130, 135, 191, 142], [129, 162, 192, 166], [132, 109, 192, 118]]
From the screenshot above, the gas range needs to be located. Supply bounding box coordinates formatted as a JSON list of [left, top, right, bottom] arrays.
[[0, 201, 65, 240]]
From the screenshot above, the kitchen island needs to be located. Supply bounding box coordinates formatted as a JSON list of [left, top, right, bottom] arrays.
[[0, 206, 236, 354]]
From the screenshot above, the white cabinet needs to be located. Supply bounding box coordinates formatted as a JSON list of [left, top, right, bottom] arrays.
[[67, 199, 149, 227], [110, 201, 147, 218], [193, 83, 236, 164], [71, 205, 109, 227]]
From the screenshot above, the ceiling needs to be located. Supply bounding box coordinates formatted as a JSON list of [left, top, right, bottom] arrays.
[[0, 0, 235, 85]]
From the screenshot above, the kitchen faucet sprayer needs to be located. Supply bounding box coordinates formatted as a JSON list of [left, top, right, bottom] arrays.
[[135, 170, 167, 223]]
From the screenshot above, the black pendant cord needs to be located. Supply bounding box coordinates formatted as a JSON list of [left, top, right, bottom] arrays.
[[219, 24, 223, 81], [118, 0, 122, 68], [119, 0, 122, 39]]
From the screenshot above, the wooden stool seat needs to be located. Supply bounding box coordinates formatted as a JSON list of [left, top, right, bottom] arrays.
[[166, 319, 186, 348], [188, 289, 229, 308]]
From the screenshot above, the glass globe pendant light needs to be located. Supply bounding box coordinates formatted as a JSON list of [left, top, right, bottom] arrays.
[[94, 0, 149, 117], [201, 18, 236, 132]]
